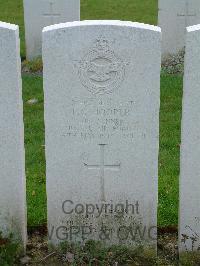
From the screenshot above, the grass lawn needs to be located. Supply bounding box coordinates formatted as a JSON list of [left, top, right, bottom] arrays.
[[23, 74, 182, 227], [159, 75, 182, 227], [0, 0, 157, 58], [23, 76, 46, 226]]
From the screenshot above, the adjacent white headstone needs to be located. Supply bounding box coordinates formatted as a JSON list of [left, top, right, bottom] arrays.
[[0, 22, 26, 247], [23, 0, 80, 60], [179, 24, 200, 252], [158, 0, 200, 57], [43, 21, 161, 248]]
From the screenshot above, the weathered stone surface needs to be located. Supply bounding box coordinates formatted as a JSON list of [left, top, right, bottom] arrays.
[[23, 0, 80, 59], [158, 0, 200, 57], [179, 24, 200, 252], [0, 22, 27, 247], [43, 21, 161, 248]]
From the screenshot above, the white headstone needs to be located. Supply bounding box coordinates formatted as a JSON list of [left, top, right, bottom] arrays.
[[43, 21, 161, 248], [23, 0, 80, 60], [158, 0, 200, 57], [179, 24, 200, 252], [0, 22, 26, 247]]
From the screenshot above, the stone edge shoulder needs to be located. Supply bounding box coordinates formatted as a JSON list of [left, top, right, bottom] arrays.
[[0, 21, 18, 31], [43, 20, 161, 34]]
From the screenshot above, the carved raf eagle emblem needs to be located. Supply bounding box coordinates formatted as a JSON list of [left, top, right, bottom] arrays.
[[78, 38, 126, 95]]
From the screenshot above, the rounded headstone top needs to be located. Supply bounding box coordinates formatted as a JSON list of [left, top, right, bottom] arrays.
[[0, 21, 18, 31], [43, 20, 161, 34], [187, 24, 200, 33]]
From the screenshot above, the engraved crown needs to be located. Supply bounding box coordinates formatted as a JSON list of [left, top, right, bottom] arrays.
[[95, 38, 109, 51]]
